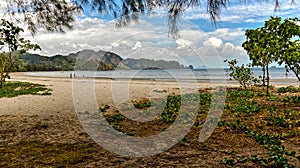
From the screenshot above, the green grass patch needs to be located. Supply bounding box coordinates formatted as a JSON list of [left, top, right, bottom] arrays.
[[0, 81, 52, 98], [277, 86, 300, 93]]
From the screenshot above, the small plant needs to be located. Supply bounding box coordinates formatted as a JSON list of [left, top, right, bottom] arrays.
[[282, 96, 300, 104], [161, 95, 181, 123], [198, 93, 211, 105], [99, 104, 110, 112], [268, 94, 281, 101], [225, 59, 259, 89], [218, 120, 297, 167], [267, 116, 288, 127], [132, 98, 151, 109], [105, 114, 127, 123], [278, 86, 300, 93], [233, 98, 261, 115]]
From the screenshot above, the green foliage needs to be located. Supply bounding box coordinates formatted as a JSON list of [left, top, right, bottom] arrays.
[[198, 93, 211, 105], [225, 59, 258, 89], [273, 17, 300, 81], [20, 53, 76, 71], [282, 96, 300, 104], [0, 19, 40, 88], [267, 116, 288, 127], [105, 114, 127, 123], [247, 131, 294, 168], [122, 58, 184, 70], [161, 95, 181, 123], [219, 120, 297, 167], [233, 98, 261, 115], [277, 86, 300, 93], [133, 98, 151, 109], [243, 16, 300, 94], [0, 81, 51, 98]]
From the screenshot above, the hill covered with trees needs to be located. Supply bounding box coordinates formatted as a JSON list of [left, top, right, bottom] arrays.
[[19, 50, 185, 71]]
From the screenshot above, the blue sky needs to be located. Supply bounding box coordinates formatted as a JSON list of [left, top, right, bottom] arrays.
[[2, 0, 299, 68]]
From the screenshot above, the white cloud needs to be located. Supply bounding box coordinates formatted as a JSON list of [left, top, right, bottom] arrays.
[[203, 37, 223, 48], [207, 28, 244, 40], [185, 1, 300, 23], [176, 39, 193, 49], [0, 8, 251, 68], [132, 41, 142, 50]]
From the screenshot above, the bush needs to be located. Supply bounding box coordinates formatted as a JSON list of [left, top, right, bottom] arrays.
[[224, 59, 259, 89]]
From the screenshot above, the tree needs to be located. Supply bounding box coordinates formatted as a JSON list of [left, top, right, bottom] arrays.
[[0, 19, 40, 88], [1, 0, 295, 36], [242, 17, 283, 95], [243, 16, 300, 94], [224, 59, 258, 89], [274, 18, 300, 81]]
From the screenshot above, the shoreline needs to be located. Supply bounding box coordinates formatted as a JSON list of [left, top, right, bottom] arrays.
[[11, 71, 300, 86]]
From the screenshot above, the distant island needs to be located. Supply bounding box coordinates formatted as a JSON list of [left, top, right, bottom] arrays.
[[19, 49, 185, 71]]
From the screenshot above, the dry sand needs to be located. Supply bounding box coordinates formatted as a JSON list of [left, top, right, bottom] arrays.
[[2, 72, 297, 116], [0, 72, 231, 144], [0, 72, 229, 116]]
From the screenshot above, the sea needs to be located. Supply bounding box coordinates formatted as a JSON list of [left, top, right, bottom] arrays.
[[26, 68, 299, 85]]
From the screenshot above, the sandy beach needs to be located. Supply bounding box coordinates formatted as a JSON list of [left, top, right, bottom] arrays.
[[0, 72, 230, 116], [2, 72, 297, 116], [1, 72, 299, 167], [0, 72, 226, 144]]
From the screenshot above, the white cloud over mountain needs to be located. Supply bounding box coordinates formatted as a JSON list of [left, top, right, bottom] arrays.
[[18, 16, 249, 68]]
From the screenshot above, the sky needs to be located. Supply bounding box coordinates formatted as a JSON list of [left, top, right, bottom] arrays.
[[1, 0, 300, 68]]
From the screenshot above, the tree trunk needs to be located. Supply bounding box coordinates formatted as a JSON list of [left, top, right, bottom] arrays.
[[262, 65, 266, 86], [0, 66, 3, 89], [266, 64, 269, 95], [287, 65, 300, 81]]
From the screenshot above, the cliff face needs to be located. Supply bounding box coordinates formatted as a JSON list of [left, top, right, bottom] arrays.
[[20, 50, 184, 71], [70, 50, 126, 71], [122, 58, 184, 70]]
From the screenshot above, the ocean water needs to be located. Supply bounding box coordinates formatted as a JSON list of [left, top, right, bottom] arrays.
[[26, 68, 299, 84]]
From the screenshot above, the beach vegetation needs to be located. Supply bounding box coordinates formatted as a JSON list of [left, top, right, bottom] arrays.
[[0, 81, 51, 98], [243, 16, 300, 95], [272, 18, 300, 81], [277, 85, 300, 93], [132, 98, 151, 110], [99, 104, 110, 112], [160, 95, 181, 123], [1, 86, 300, 166], [0, 19, 40, 88], [232, 98, 261, 115], [224, 59, 259, 89]]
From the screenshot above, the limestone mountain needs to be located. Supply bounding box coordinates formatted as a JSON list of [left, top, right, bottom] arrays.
[[20, 49, 184, 71]]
